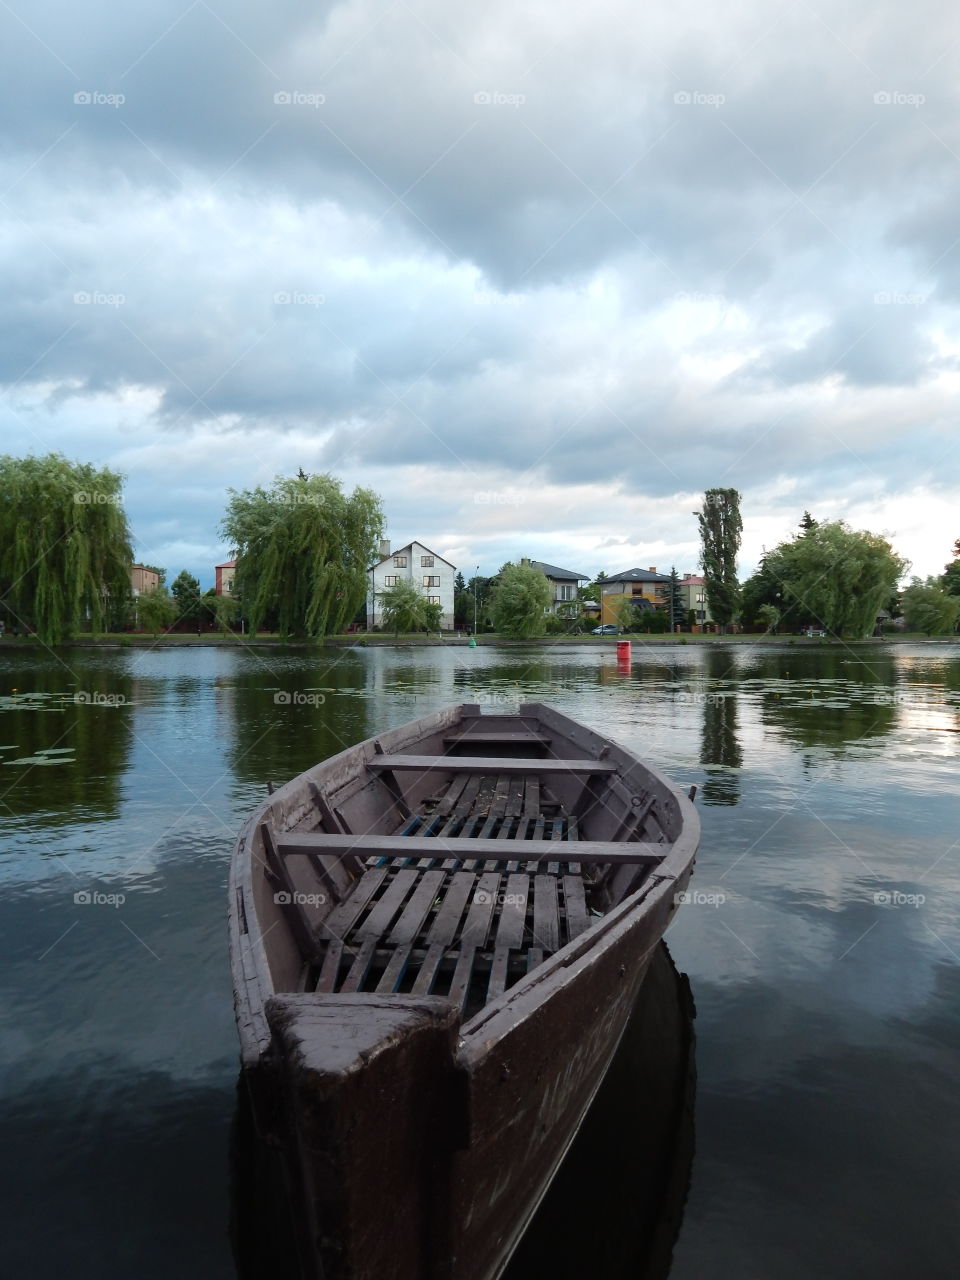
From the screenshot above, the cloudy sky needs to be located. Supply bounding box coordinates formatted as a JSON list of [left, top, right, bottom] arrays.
[[3, 0, 959, 587]]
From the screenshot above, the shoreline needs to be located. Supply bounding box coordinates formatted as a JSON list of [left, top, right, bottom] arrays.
[[0, 632, 954, 651]]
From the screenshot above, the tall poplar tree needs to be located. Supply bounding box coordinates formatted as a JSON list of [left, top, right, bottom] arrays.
[[697, 488, 743, 632], [0, 454, 132, 642]]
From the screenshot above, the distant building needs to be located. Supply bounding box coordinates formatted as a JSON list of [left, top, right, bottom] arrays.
[[367, 540, 456, 630], [130, 564, 160, 597], [522, 559, 590, 617], [215, 560, 237, 596], [599, 567, 672, 625], [678, 573, 713, 627]]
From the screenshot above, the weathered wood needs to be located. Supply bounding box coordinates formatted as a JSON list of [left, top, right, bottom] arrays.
[[367, 753, 618, 775], [563, 873, 591, 941], [386, 869, 445, 946], [442, 732, 553, 747], [486, 873, 529, 1001], [532, 874, 560, 953], [314, 938, 344, 993], [279, 832, 668, 865], [318, 868, 388, 942], [356, 868, 419, 942]]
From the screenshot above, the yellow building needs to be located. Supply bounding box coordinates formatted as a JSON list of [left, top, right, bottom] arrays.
[[599, 567, 671, 625]]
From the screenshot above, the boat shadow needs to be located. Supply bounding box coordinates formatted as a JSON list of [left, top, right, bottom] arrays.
[[229, 941, 696, 1279]]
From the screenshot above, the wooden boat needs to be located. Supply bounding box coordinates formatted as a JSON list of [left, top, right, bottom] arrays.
[[229, 701, 700, 1280]]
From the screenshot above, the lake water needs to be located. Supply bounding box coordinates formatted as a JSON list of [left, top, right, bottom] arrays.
[[1, 640, 958, 1278]]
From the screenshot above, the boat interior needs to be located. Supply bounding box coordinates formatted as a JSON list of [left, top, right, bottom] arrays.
[[252, 705, 682, 1023]]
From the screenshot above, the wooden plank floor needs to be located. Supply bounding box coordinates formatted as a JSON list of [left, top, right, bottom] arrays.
[[300, 770, 649, 1015]]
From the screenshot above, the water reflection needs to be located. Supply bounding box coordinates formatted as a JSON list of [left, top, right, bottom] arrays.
[[0, 655, 132, 825], [699, 649, 742, 807], [229, 944, 696, 1280]]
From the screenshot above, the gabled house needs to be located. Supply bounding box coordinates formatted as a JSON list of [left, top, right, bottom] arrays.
[[367, 540, 456, 630], [599, 567, 672, 625], [523, 559, 590, 617]]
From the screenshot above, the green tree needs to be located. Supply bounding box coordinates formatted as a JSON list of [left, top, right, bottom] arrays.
[[941, 539, 960, 596], [696, 488, 743, 632], [171, 570, 202, 622], [0, 453, 132, 643], [614, 596, 637, 633], [207, 592, 241, 632], [658, 567, 685, 631], [773, 521, 908, 638], [136, 586, 176, 636], [756, 602, 781, 633], [378, 580, 442, 634], [221, 472, 383, 639], [901, 577, 960, 635], [489, 562, 552, 637], [454, 571, 466, 594]]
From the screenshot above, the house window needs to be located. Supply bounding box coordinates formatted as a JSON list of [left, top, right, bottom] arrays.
[[428, 596, 441, 605], [420, 555, 434, 568], [384, 575, 399, 586], [557, 585, 574, 601], [423, 575, 440, 587], [393, 555, 407, 568]]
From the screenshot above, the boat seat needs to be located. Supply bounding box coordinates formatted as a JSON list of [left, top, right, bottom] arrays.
[[278, 832, 667, 865], [367, 754, 618, 775]]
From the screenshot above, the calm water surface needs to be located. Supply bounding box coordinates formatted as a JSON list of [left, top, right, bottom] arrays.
[[1, 641, 959, 1278]]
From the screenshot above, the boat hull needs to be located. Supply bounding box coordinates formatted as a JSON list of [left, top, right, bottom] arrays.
[[229, 703, 699, 1279]]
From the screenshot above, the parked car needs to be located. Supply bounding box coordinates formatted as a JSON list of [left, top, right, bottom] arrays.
[[591, 624, 619, 635]]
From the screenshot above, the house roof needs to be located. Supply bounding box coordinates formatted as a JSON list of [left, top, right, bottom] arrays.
[[370, 541, 456, 571], [602, 567, 672, 584], [529, 560, 589, 581], [681, 574, 705, 585], [215, 560, 237, 569]]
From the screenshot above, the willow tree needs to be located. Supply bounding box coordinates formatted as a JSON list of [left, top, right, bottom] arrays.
[[489, 562, 552, 638], [774, 521, 908, 638], [697, 488, 743, 632], [221, 473, 384, 638], [0, 454, 132, 643]]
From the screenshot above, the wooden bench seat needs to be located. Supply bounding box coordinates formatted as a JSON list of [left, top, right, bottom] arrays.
[[278, 832, 668, 865], [367, 754, 617, 775]]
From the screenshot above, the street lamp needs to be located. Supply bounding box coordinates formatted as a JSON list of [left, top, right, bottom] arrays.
[[473, 565, 479, 634]]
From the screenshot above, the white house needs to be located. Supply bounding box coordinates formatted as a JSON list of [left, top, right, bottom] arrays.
[[367, 540, 457, 630]]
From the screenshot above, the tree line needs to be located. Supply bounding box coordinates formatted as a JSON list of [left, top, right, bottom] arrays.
[[2, 456, 957, 643]]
